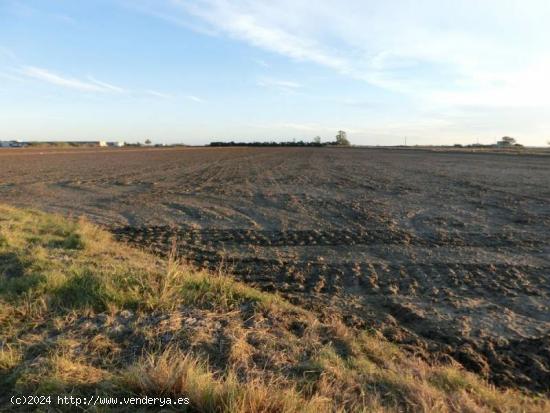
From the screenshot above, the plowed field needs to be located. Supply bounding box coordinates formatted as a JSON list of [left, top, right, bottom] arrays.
[[1, 146, 549, 392]]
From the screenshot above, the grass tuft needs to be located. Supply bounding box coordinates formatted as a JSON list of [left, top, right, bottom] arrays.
[[124, 348, 327, 413]]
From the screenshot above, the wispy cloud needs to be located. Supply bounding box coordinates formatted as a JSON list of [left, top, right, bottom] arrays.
[[12, 65, 176, 100], [120, 0, 217, 36], [7, 1, 38, 18], [20, 66, 124, 93], [179, 1, 349, 72], [257, 77, 302, 92], [144, 0, 550, 110], [184, 95, 204, 103], [146, 90, 172, 99], [6, 2, 76, 25], [87, 76, 126, 93]]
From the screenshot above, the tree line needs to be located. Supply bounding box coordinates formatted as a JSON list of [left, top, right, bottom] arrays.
[[209, 140, 327, 147], [209, 132, 350, 147]]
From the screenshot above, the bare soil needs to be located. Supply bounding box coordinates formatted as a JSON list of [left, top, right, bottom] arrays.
[[1, 146, 549, 392]]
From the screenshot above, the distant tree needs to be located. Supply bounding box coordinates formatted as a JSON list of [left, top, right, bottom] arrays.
[[335, 130, 350, 146], [313, 136, 321, 144], [497, 136, 518, 147], [145, 139, 152, 145]]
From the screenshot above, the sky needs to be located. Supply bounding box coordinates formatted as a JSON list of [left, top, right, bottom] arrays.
[[1, 0, 550, 146]]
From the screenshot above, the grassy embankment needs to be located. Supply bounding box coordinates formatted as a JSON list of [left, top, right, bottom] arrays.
[[0, 204, 548, 412]]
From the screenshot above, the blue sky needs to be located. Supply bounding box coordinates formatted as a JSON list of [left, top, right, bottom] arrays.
[[1, 0, 549, 146]]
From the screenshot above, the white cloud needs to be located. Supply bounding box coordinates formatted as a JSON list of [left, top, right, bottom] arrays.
[[87, 76, 126, 93], [21, 66, 124, 93], [185, 95, 204, 103], [257, 77, 302, 92], [142, 0, 550, 110], [120, 0, 218, 36], [176, 0, 350, 72], [13, 66, 177, 100], [146, 90, 172, 99]]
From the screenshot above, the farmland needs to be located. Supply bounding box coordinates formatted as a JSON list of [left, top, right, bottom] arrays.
[[1, 146, 549, 393]]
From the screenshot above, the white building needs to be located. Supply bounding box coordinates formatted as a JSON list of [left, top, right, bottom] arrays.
[[0, 140, 23, 147], [103, 141, 125, 147]]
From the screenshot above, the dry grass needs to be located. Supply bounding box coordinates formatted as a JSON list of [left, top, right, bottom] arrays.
[[124, 348, 327, 413], [0, 204, 549, 412], [0, 345, 22, 371]]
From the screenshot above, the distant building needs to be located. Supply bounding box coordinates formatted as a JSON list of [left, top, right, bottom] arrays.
[[102, 141, 125, 147], [0, 140, 24, 147], [52, 141, 99, 146]]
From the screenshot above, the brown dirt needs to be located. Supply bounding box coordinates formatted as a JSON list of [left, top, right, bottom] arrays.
[[1, 146, 549, 392]]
